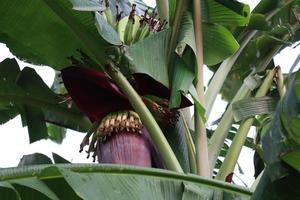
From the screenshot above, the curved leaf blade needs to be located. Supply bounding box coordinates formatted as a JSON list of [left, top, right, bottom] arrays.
[[128, 29, 171, 87], [0, 164, 252, 199], [10, 177, 59, 200], [0, 181, 20, 200], [232, 97, 277, 122], [202, 0, 250, 26], [203, 23, 240, 65], [0, 0, 108, 70], [95, 12, 122, 45], [0, 58, 21, 124]]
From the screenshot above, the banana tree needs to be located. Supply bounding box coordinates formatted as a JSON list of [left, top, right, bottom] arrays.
[[0, 0, 300, 199]]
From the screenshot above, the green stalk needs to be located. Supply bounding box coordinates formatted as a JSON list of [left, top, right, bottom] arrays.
[[156, 0, 169, 23], [181, 111, 197, 173], [105, 64, 183, 173], [205, 30, 257, 118], [208, 79, 253, 171], [193, 0, 210, 177], [215, 69, 276, 180]]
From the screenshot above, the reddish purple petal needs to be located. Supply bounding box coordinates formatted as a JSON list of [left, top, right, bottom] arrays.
[[61, 67, 131, 122], [61, 67, 192, 122]]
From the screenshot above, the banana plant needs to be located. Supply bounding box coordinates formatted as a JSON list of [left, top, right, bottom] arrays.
[[0, 0, 300, 199]]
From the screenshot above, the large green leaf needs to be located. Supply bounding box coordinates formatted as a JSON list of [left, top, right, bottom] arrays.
[[0, 164, 252, 199], [0, 58, 91, 134], [16, 67, 56, 142], [0, 181, 20, 200], [252, 169, 300, 200], [201, 0, 250, 26], [203, 23, 240, 65], [176, 11, 240, 66], [10, 177, 59, 200], [0, 76, 91, 133], [128, 30, 171, 87], [0, 0, 108, 70], [170, 0, 250, 27]]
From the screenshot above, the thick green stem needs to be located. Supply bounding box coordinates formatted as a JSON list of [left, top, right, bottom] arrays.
[[193, 0, 210, 177], [156, 0, 169, 23], [105, 64, 183, 173], [216, 69, 276, 180]]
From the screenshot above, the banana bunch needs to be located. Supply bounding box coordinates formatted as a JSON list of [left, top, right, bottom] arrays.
[[101, 4, 167, 45]]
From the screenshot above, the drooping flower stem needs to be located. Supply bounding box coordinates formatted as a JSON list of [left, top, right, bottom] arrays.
[[105, 63, 183, 173], [193, 0, 210, 177]]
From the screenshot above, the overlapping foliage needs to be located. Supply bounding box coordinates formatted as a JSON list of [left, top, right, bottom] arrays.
[[0, 0, 300, 199]]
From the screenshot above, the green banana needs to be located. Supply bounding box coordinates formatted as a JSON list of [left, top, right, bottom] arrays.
[[135, 24, 150, 42], [124, 16, 135, 45]]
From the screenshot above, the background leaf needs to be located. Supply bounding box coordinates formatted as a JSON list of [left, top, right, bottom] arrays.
[[202, 23, 239, 65], [52, 153, 71, 164], [201, 0, 250, 26], [18, 153, 53, 166], [0, 58, 21, 124], [0, 0, 108, 69], [47, 124, 67, 144]]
